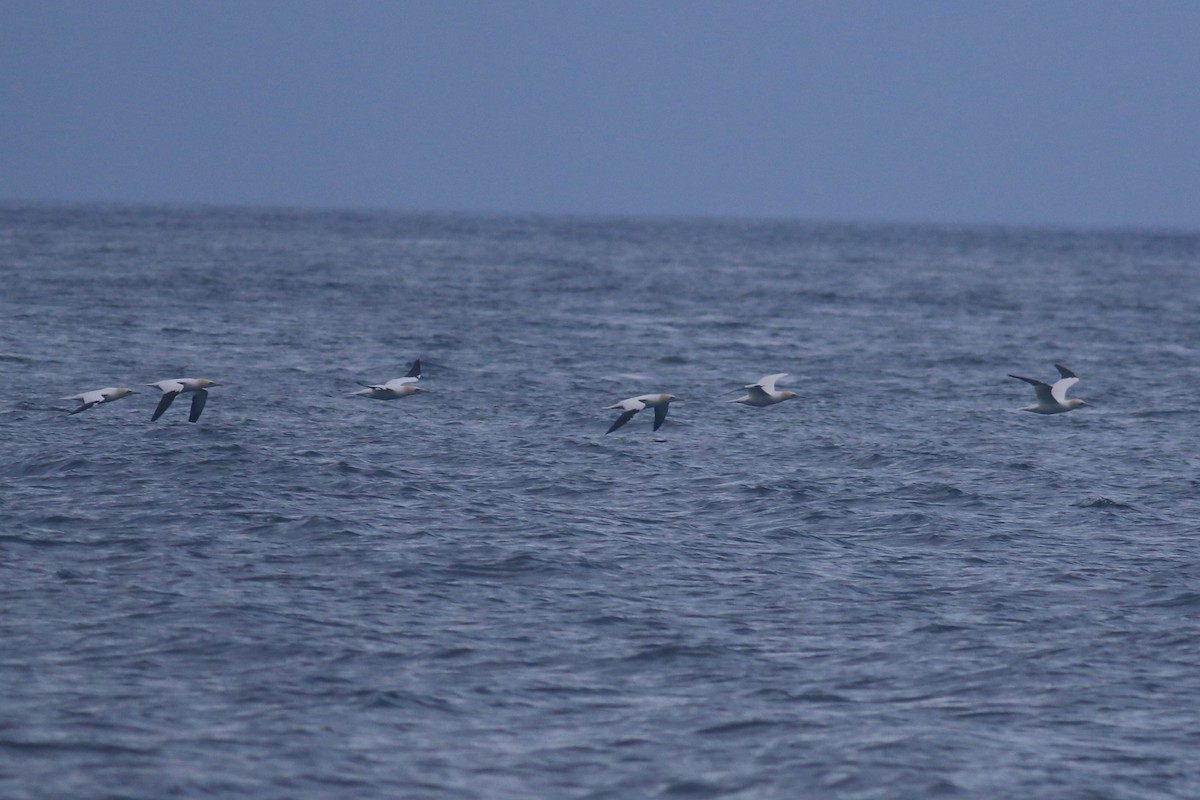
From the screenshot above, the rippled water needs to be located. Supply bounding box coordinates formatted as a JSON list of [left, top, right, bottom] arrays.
[[2, 204, 1200, 798]]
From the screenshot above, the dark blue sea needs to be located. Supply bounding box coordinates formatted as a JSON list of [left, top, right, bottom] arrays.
[[2, 203, 1199, 799]]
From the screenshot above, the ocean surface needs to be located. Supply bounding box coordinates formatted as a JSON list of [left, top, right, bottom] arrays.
[[2, 203, 1199, 799]]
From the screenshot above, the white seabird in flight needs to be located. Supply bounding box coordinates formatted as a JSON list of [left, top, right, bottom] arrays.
[[730, 373, 798, 407], [605, 393, 679, 434], [351, 359, 428, 400], [147, 378, 221, 422], [1008, 364, 1087, 414], [63, 387, 136, 415]]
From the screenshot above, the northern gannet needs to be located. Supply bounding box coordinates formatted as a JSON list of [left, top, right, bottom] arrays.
[[351, 359, 427, 400], [730, 373, 797, 407], [605, 393, 678, 434], [147, 378, 220, 422], [63, 387, 136, 415], [1008, 364, 1087, 414]]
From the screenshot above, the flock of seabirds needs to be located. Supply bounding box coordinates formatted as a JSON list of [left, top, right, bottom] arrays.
[[60, 360, 1088, 431]]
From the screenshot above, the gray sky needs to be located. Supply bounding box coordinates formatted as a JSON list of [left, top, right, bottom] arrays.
[[3, 1, 1198, 228]]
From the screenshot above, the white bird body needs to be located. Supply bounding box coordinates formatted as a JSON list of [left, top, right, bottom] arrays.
[[147, 377, 220, 422], [64, 386, 136, 415], [731, 373, 798, 407], [351, 378, 426, 400], [605, 392, 678, 433], [351, 359, 427, 401], [1008, 364, 1087, 414]]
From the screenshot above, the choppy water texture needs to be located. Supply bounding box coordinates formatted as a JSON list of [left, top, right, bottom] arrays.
[[2, 204, 1200, 799]]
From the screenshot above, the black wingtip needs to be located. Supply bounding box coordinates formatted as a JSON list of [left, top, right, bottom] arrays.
[[150, 391, 177, 422], [607, 410, 635, 434], [188, 389, 208, 423], [406, 359, 422, 379], [1054, 364, 1077, 379]]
